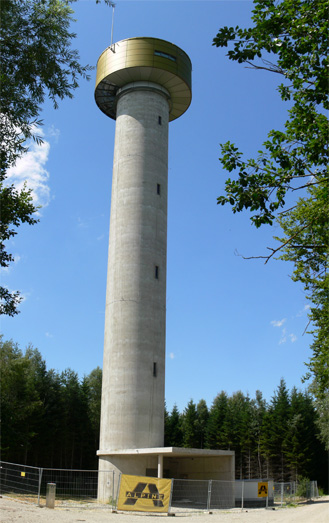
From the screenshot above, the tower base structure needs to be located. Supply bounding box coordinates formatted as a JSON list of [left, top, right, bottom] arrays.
[[97, 447, 235, 503]]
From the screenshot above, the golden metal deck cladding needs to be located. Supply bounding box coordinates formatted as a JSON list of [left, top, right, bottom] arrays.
[[95, 37, 192, 121]]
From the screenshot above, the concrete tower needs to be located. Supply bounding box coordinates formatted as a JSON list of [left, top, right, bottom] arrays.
[[95, 37, 191, 490], [95, 38, 235, 504]]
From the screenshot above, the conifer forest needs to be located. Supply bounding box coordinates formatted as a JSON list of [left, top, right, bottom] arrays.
[[1, 338, 327, 491]]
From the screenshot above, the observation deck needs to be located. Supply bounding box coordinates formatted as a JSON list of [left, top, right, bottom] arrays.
[[95, 37, 192, 121]]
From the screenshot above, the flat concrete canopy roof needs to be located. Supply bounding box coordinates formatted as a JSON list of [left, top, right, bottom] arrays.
[[97, 447, 234, 457]]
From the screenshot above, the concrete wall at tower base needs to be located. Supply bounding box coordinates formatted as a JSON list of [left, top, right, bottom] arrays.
[[97, 447, 235, 502]]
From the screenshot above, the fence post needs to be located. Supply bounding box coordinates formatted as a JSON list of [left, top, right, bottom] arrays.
[[168, 478, 174, 515], [241, 480, 244, 510], [37, 468, 43, 506], [114, 473, 122, 512], [206, 480, 212, 512], [281, 482, 283, 507]]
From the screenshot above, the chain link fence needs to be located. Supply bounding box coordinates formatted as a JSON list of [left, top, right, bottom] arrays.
[[0, 461, 320, 512]]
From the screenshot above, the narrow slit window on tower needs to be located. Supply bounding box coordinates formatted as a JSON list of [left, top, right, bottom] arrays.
[[157, 183, 161, 195], [155, 265, 159, 279], [158, 116, 162, 125], [153, 362, 157, 377]]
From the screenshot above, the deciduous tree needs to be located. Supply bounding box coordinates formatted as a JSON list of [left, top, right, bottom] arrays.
[[213, 0, 328, 429], [0, 0, 112, 315]]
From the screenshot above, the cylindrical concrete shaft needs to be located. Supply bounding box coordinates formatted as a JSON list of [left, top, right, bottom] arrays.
[[99, 83, 170, 451]]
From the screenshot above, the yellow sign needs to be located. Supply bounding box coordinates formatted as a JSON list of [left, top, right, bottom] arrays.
[[117, 474, 172, 513], [21, 472, 26, 477], [258, 482, 268, 497]]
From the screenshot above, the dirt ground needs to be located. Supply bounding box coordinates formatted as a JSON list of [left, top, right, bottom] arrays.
[[1, 496, 329, 523]]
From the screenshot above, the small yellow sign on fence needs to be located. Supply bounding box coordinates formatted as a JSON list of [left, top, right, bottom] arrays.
[[258, 482, 268, 497], [21, 472, 26, 477], [117, 474, 172, 513]]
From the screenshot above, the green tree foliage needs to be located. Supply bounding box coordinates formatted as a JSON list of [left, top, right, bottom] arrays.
[[276, 184, 328, 403], [1, 337, 327, 488], [251, 391, 268, 478], [0, 337, 101, 468], [164, 402, 171, 446], [167, 382, 327, 488], [260, 379, 291, 481], [84, 367, 102, 452], [205, 391, 229, 449], [181, 399, 199, 448], [0, 338, 44, 463], [284, 387, 317, 482], [311, 387, 329, 451], [0, 0, 111, 315], [196, 399, 209, 449], [165, 404, 183, 447], [213, 0, 329, 416]]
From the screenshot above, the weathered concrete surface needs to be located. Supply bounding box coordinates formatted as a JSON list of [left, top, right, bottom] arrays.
[[99, 84, 169, 454]]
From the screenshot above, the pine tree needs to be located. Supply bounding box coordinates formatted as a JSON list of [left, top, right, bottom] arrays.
[[205, 391, 229, 449], [166, 404, 183, 447], [84, 367, 102, 463], [260, 379, 290, 481], [196, 399, 209, 449], [181, 400, 199, 448]]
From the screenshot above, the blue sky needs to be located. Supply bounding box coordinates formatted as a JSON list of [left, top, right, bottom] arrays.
[[2, 0, 313, 412]]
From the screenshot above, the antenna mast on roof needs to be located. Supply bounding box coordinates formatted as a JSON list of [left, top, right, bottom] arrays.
[[110, 2, 116, 47]]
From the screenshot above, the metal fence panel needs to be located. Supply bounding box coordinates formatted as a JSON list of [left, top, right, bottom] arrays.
[[209, 480, 235, 509], [170, 479, 235, 512], [0, 461, 42, 503], [40, 469, 99, 501], [171, 479, 209, 510], [0, 462, 320, 511], [273, 481, 297, 506], [307, 480, 319, 499]]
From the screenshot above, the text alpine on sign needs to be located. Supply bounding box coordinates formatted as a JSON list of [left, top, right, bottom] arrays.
[[117, 474, 172, 513]]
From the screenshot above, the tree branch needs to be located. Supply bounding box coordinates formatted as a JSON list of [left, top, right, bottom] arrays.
[[278, 205, 297, 216], [241, 221, 311, 264], [291, 181, 319, 191], [289, 245, 326, 250], [244, 60, 284, 75]]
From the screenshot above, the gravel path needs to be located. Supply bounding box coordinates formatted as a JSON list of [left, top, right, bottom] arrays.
[[1, 496, 329, 523]]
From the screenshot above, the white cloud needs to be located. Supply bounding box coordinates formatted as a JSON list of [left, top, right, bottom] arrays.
[[279, 330, 287, 344], [45, 332, 53, 338], [271, 318, 286, 328], [47, 125, 60, 142], [296, 304, 311, 317], [77, 217, 88, 229], [278, 328, 297, 345], [169, 352, 175, 359], [6, 132, 52, 210]]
